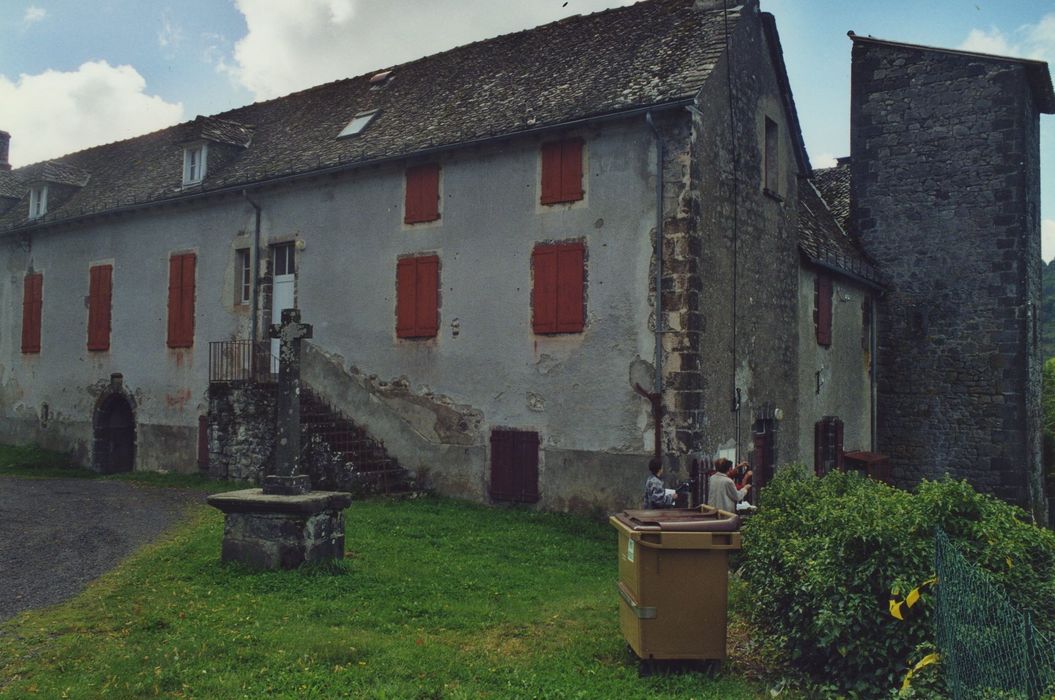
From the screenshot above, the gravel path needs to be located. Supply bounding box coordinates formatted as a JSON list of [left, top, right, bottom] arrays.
[[0, 477, 207, 622]]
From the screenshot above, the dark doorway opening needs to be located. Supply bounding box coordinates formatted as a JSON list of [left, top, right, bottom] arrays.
[[94, 394, 135, 473]]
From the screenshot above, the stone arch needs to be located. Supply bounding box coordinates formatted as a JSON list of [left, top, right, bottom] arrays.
[[92, 374, 137, 474]]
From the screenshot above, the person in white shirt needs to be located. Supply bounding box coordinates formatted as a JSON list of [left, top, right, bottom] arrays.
[[706, 458, 750, 513]]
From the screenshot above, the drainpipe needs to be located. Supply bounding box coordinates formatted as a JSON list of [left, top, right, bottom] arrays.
[[242, 190, 261, 343], [645, 111, 664, 462]]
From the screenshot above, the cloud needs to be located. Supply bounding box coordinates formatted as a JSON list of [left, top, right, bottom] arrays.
[[158, 9, 185, 51], [813, 152, 839, 169], [1043, 219, 1055, 263], [958, 12, 1055, 61], [222, 0, 634, 100], [0, 61, 184, 167], [23, 6, 46, 25]]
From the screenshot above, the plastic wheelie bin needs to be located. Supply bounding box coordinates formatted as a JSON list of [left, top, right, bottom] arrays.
[[610, 505, 741, 664]]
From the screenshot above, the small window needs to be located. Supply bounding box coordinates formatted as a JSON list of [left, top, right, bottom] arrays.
[[338, 110, 378, 138], [396, 255, 439, 339], [815, 273, 832, 347], [236, 249, 251, 305], [87, 264, 113, 351], [167, 253, 196, 348], [814, 416, 844, 477], [532, 241, 585, 334], [764, 117, 779, 194], [540, 139, 584, 205], [272, 243, 295, 277], [183, 144, 207, 186], [21, 272, 43, 354], [28, 185, 47, 219], [404, 163, 440, 224]]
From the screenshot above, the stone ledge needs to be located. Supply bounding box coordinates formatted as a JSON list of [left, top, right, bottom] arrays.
[[206, 488, 353, 515]]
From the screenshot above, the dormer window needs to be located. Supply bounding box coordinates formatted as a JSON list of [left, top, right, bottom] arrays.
[[28, 185, 47, 219], [183, 144, 207, 186], [338, 110, 377, 138]]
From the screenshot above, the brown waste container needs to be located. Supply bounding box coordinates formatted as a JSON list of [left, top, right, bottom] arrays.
[[610, 505, 741, 663]]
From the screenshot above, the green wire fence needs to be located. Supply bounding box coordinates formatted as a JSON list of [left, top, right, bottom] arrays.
[[934, 529, 1055, 699]]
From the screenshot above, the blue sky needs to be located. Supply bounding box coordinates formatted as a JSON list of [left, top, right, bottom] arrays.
[[1, 0, 1052, 257]]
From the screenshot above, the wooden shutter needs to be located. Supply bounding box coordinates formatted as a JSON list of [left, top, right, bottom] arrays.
[[167, 253, 195, 348], [815, 273, 832, 347], [396, 255, 439, 338], [21, 273, 42, 354], [533, 242, 584, 334], [560, 139, 584, 202], [87, 265, 112, 351], [540, 141, 563, 204], [814, 420, 824, 476], [405, 164, 439, 224], [489, 429, 540, 503]]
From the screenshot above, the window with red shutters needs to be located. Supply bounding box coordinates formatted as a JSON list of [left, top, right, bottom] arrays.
[[87, 264, 113, 351], [396, 255, 440, 339], [540, 138, 584, 205], [167, 253, 196, 348], [404, 163, 440, 224], [21, 273, 42, 354], [532, 241, 585, 334], [815, 272, 832, 347]]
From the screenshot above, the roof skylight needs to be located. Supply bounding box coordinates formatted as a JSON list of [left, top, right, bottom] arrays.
[[338, 110, 378, 138]]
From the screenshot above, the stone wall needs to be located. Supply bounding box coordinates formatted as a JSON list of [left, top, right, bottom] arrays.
[[850, 39, 1047, 520], [207, 382, 275, 483]]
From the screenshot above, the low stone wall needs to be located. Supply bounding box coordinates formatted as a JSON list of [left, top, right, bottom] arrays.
[[207, 382, 276, 483]]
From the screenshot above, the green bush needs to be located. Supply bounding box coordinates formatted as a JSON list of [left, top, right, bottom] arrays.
[[739, 465, 1055, 697]]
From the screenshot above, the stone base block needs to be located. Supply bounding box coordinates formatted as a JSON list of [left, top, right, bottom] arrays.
[[206, 489, 353, 570]]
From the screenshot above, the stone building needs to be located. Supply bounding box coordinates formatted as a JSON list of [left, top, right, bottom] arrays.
[[0, 0, 1048, 518]]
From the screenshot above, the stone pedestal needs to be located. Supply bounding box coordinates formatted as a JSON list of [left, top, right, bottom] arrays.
[[206, 489, 353, 570]]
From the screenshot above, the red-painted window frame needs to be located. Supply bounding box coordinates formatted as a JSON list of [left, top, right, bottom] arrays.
[[815, 272, 833, 347], [540, 139, 584, 205], [405, 163, 440, 224], [21, 272, 42, 354], [396, 255, 440, 339], [532, 241, 585, 334], [87, 264, 113, 351], [167, 253, 196, 348]]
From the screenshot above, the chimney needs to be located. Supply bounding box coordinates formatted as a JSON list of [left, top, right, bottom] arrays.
[[0, 131, 10, 171]]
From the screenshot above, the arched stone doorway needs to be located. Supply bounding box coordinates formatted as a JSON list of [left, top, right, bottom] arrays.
[[93, 377, 136, 473]]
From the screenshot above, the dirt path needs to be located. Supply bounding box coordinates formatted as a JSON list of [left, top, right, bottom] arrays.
[[0, 477, 206, 622]]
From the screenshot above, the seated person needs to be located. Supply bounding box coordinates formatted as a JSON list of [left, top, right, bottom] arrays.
[[643, 458, 676, 509], [706, 458, 750, 513]]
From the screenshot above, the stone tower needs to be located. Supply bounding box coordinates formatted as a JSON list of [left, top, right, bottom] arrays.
[[849, 34, 1054, 521]]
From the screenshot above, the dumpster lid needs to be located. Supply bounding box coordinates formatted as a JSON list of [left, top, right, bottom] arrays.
[[614, 506, 740, 532]]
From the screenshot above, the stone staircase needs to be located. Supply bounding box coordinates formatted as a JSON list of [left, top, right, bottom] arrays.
[[299, 385, 417, 496]]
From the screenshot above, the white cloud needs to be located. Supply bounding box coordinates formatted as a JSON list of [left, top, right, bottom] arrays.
[[0, 61, 184, 167], [1043, 219, 1055, 263], [158, 10, 184, 51], [222, 0, 634, 100], [958, 12, 1055, 61], [23, 6, 46, 25], [813, 152, 839, 169]]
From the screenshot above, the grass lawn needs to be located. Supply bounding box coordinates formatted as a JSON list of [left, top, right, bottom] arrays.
[[0, 489, 770, 699]]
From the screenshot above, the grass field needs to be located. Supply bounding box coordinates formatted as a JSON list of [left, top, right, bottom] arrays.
[[0, 481, 770, 699]]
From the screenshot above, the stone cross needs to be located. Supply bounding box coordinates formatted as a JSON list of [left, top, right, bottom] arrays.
[[263, 308, 313, 495]]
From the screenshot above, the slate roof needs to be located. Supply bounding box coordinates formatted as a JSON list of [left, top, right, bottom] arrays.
[[0, 0, 740, 232], [18, 161, 92, 187], [0, 171, 23, 200], [799, 163, 881, 285], [193, 116, 254, 148]]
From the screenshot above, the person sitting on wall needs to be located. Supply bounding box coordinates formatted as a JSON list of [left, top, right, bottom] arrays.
[[706, 458, 750, 513], [643, 458, 676, 509]]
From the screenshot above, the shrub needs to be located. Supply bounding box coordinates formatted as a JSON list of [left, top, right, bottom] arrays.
[[740, 465, 1055, 697]]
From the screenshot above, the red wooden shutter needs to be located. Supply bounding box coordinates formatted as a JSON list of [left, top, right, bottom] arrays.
[[514, 430, 540, 503], [533, 242, 584, 334], [416, 255, 439, 336], [540, 141, 563, 205], [532, 246, 558, 333], [396, 255, 439, 338], [167, 253, 195, 348], [489, 429, 539, 503], [560, 139, 584, 202], [396, 258, 416, 338], [87, 265, 112, 351], [405, 164, 439, 224], [834, 418, 845, 471], [556, 243, 585, 332], [816, 273, 832, 347], [814, 420, 824, 476], [21, 273, 42, 354]]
